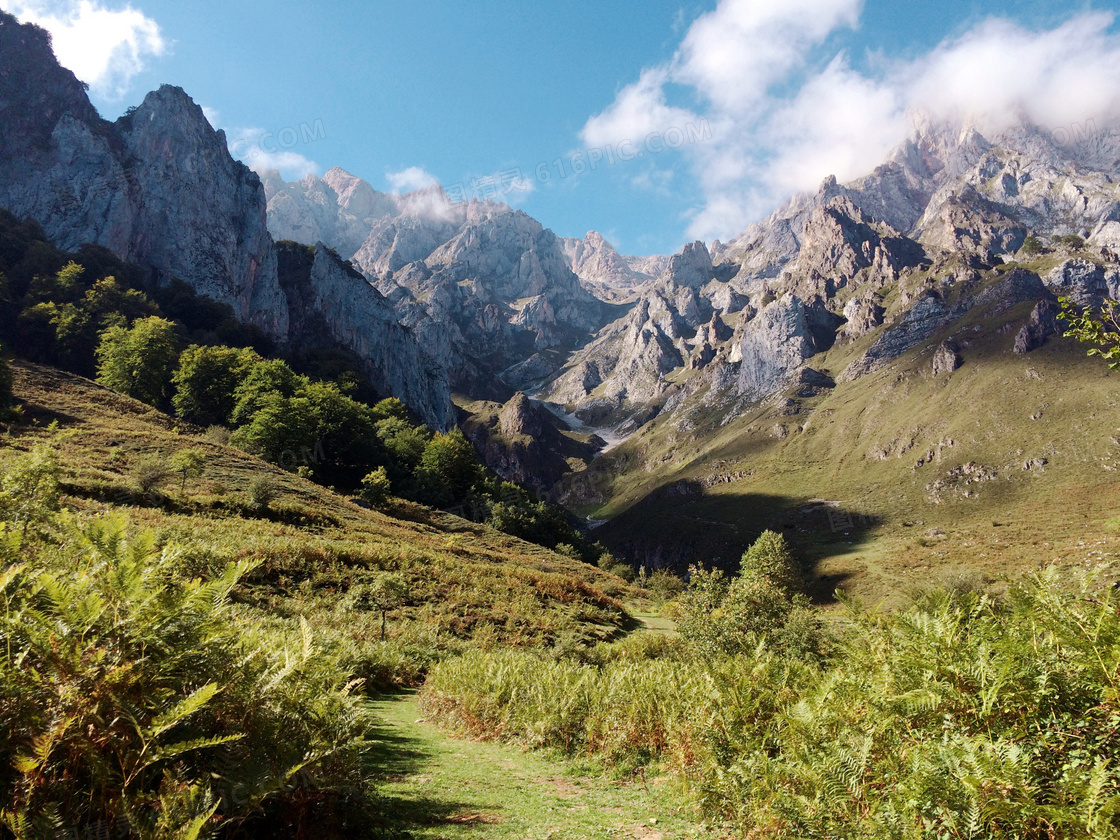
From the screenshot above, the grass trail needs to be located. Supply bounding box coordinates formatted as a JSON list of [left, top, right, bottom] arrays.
[[366, 691, 717, 840]]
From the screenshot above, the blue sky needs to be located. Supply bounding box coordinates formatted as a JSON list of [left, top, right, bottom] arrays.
[[7, 0, 1120, 255]]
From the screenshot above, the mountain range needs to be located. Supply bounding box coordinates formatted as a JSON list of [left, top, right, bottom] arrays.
[[5, 8, 1120, 596]]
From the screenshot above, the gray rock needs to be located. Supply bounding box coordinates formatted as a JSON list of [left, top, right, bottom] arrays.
[[1043, 259, 1116, 309], [0, 14, 287, 337], [282, 244, 454, 429], [560, 230, 661, 302], [931, 340, 963, 375], [736, 295, 826, 400], [1014, 299, 1060, 354], [841, 295, 957, 381]]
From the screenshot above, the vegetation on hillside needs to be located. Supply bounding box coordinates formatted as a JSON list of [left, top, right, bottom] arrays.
[[0, 369, 635, 837], [0, 211, 604, 562], [423, 531, 1120, 839]]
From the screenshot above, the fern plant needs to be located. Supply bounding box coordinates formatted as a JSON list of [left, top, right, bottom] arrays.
[[0, 513, 375, 839]]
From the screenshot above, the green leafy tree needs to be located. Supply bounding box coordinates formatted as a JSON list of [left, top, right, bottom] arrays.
[[416, 428, 485, 508], [674, 530, 815, 657], [172, 344, 259, 426], [169, 448, 207, 493], [359, 466, 392, 506], [229, 358, 302, 427], [230, 393, 318, 466], [370, 397, 411, 422], [300, 379, 383, 485], [95, 316, 178, 406], [1059, 296, 1120, 369], [1020, 234, 1044, 255], [356, 574, 409, 640], [740, 529, 802, 594], [376, 417, 431, 474]]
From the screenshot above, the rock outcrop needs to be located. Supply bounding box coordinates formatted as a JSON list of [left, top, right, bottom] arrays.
[[1014, 299, 1060, 354], [931, 340, 963, 375], [461, 392, 602, 496]]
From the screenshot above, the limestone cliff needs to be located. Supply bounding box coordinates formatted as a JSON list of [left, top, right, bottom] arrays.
[[0, 12, 287, 337]]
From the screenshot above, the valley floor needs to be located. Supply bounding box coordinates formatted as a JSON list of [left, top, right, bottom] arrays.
[[367, 692, 717, 840]]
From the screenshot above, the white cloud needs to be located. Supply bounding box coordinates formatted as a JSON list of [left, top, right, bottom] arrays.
[[8, 0, 166, 99], [581, 67, 700, 149], [905, 13, 1120, 134], [226, 126, 320, 180], [386, 166, 439, 194], [583, 2, 1120, 243], [674, 0, 862, 113]]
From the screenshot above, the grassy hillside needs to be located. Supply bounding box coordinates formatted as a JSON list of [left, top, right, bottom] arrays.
[[4, 360, 634, 657], [582, 269, 1120, 606]]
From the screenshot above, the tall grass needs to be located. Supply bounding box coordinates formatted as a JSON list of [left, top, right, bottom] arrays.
[[422, 571, 1120, 838]]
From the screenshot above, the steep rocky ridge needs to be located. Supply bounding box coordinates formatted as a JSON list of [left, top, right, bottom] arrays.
[[534, 116, 1120, 439], [275, 241, 455, 429], [0, 14, 461, 429], [559, 231, 667, 303], [0, 11, 287, 336]]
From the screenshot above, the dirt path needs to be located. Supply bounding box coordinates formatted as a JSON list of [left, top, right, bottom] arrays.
[[365, 691, 716, 840]]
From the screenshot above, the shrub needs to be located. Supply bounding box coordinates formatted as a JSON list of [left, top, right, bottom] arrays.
[[423, 570, 1120, 839], [673, 530, 824, 659], [247, 475, 278, 511], [1020, 233, 1044, 255], [131, 455, 170, 495], [358, 467, 392, 506], [203, 425, 231, 446], [0, 439, 62, 538], [0, 348, 13, 414]]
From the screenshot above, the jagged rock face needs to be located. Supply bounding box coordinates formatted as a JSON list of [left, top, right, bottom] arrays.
[[1043, 259, 1120, 309], [780, 197, 929, 301], [267, 169, 437, 262], [265, 167, 619, 395], [537, 237, 746, 421], [461, 392, 602, 496], [356, 202, 608, 393], [278, 243, 454, 429], [735, 295, 832, 400], [661, 241, 716, 289], [916, 184, 1027, 262], [118, 87, 286, 334], [0, 13, 287, 337]]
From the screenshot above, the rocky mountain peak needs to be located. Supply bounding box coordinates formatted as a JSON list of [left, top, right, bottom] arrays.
[[659, 240, 715, 289], [0, 16, 287, 337]]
